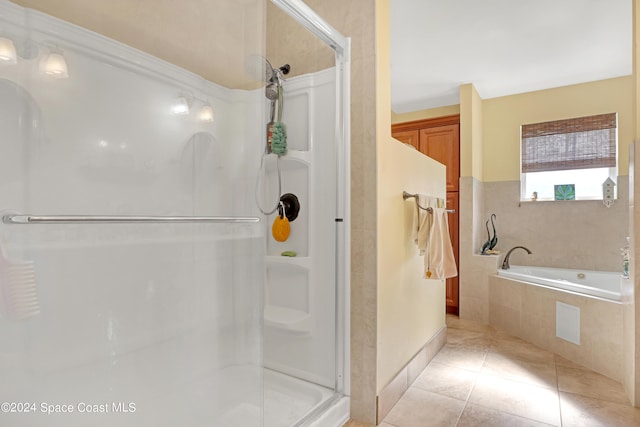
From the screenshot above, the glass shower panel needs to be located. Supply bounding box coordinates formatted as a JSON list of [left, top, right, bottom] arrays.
[[0, 1, 265, 426]]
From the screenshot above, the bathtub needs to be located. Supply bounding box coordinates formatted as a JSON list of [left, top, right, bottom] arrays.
[[497, 265, 621, 301]]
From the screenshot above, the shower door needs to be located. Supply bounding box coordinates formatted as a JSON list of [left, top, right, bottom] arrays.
[[260, 1, 351, 426], [0, 1, 265, 426]]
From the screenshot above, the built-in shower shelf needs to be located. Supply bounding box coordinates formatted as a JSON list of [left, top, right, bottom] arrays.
[[264, 305, 311, 333], [265, 255, 311, 269], [285, 150, 311, 164], [266, 153, 310, 173]]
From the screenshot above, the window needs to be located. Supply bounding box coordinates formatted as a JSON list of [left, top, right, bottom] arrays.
[[521, 113, 617, 201]]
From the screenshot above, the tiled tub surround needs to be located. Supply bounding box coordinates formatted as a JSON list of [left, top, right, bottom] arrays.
[[459, 177, 500, 324], [489, 275, 624, 384], [482, 178, 629, 273], [459, 177, 629, 322]]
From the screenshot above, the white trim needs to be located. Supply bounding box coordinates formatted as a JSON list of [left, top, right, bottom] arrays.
[[270, 0, 349, 56]]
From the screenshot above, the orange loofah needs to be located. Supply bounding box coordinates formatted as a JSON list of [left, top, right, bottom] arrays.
[[272, 216, 290, 242]]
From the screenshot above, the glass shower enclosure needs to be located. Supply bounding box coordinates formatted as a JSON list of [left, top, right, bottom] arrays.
[[0, 0, 349, 426]]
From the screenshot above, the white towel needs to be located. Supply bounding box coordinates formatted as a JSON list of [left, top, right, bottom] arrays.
[[411, 195, 437, 255], [425, 207, 458, 280]]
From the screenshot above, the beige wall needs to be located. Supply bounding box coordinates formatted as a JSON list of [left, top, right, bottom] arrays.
[[460, 84, 484, 180], [376, 138, 446, 390], [483, 76, 634, 182], [391, 104, 460, 124], [10, 0, 264, 89], [394, 77, 634, 181], [266, 2, 334, 79]]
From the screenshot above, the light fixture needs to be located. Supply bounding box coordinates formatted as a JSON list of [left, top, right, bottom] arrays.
[[40, 49, 69, 79], [171, 96, 190, 115], [198, 104, 214, 123], [0, 37, 17, 64]]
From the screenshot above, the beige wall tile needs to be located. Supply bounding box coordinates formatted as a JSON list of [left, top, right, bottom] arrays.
[[482, 178, 629, 272], [489, 275, 624, 382]]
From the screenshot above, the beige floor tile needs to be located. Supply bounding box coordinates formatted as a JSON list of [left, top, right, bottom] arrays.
[[559, 392, 640, 427], [555, 354, 590, 370], [447, 327, 492, 350], [556, 365, 629, 405], [489, 332, 555, 364], [468, 373, 561, 426], [482, 351, 557, 389], [457, 403, 556, 427], [431, 344, 487, 372], [379, 423, 396, 427], [446, 314, 494, 333], [383, 387, 465, 427], [412, 361, 478, 401]]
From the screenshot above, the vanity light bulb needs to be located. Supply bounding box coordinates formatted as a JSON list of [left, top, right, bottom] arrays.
[[198, 105, 214, 122], [41, 52, 69, 78], [0, 37, 17, 64], [172, 97, 190, 115]]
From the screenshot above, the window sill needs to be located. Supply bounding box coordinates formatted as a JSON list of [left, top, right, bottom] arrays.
[[519, 198, 617, 204]]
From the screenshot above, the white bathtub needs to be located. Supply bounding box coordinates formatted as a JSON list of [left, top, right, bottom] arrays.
[[497, 265, 621, 301]]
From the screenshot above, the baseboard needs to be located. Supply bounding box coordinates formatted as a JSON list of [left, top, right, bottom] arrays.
[[375, 326, 447, 423]]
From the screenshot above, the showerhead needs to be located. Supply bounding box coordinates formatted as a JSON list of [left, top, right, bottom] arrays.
[[265, 83, 279, 101]]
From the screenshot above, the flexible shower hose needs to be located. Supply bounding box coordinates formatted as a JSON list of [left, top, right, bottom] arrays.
[[255, 149, 282, 216]]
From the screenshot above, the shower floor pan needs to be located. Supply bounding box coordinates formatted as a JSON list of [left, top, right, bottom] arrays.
[[218, 368, 334, 427], [264, 369, 334, 427]]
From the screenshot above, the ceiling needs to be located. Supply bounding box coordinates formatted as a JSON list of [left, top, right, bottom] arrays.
[[390, 0, 633, 114]]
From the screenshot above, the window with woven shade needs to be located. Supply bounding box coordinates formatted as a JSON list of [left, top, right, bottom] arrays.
[[520, 113, 618, 201]]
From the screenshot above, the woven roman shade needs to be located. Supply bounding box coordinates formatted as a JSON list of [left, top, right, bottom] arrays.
[[521, 113, 617, 173]]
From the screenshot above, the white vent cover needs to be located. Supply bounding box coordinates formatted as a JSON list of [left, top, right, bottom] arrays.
[[556, 302, 580, 345]]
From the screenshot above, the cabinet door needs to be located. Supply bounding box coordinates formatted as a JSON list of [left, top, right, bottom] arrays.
[[392, 129, 419, 150], [419, 125, 460, 192], [445, 192, 459, 314]]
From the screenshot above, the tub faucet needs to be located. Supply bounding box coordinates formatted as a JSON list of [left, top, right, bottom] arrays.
[[501, 246, 532, 270]]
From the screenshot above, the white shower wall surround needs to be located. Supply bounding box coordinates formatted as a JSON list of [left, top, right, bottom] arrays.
[[263, 67, 338, 389], [0, 2, 269, 426]]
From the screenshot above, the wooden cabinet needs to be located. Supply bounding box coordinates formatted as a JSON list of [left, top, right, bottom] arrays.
[[392, 115, 460, 315], [392, 129, 419, 150], [419, 125, 459, 192]]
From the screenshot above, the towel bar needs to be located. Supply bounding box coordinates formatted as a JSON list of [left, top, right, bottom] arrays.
[[2, 213, 260, 225], [402, 191, 455, 214]]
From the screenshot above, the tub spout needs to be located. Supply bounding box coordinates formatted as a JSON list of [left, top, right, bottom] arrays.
[[501, 246, 532, 270]]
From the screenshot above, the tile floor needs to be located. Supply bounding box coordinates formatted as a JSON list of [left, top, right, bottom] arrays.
[[344, 315, 640, 427]]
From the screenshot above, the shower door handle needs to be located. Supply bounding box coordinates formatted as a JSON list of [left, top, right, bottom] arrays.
[[2, 214, 260, 224]]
